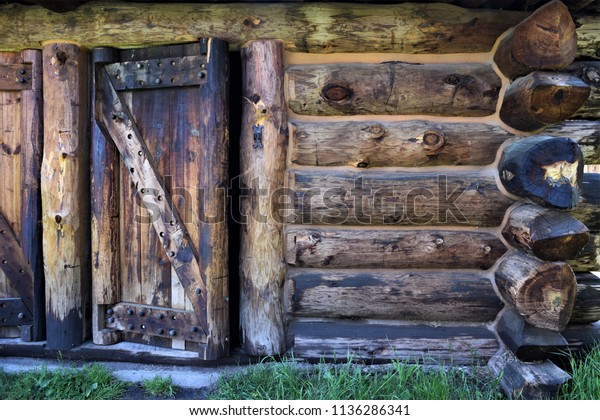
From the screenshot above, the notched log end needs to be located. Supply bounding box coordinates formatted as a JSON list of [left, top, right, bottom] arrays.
[[495, 0, 577, 78]]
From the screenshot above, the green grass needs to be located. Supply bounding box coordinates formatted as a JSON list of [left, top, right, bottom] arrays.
[[209, 357, 505, 400], [142, 375, 178, 398], [559, 344, 600, 400], [0, 364, 126, 400]]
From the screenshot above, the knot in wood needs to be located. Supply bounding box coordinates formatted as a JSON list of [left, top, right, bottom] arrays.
[[321, 83, 353, 102], [421, 130, 445, 151]]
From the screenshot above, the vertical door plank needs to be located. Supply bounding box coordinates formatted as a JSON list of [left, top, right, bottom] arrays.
[[91, 47, 122, 345]]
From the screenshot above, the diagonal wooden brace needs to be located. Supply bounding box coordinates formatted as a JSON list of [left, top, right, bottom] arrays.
[[95, 68, 208, 333], [0, 213, 34, 319]]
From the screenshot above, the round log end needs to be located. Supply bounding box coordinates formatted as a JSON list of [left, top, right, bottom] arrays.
[[495, 252, 576, 332], [511, 0, 577, 72], [499, 72, 590, 132], [499, 136, 584, 209]]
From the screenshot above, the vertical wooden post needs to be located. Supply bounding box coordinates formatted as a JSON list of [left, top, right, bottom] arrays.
[[198, 38, 230, 360], [41, 43, 90, 350], [19, 49, 44, 341], [240, 40, 288, 356], [91, 47, 121, 346]]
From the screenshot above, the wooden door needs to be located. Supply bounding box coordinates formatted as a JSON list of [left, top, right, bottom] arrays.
[[92, 40, 229, 360], [0, 50, 44, 342]]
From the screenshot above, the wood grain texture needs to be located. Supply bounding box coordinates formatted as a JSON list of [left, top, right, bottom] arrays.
[[499, 72, 590, 132], [498, 136, 584, 209], [496, 308, 568, 362], [290, 320, 499, 364], [495, 251, 576, 332], [542, 120, 600, 165], [197, 39, 230, 360], [239, 40, 288, 356], [18, 49, 43, 341], [502, 203, 589, 261], [566, 61, 600, 119], [290, 121, 510, 168], [493, 0, 577, 79], [96, 63, 209, 333], [570, 273, 600, 324], [286, 270, 502, 322], [573, 13, 600, 59], [489, 349, 571, 399], [91, 47, 121, 346], [287, 169, 514, 227], [568, 173, 600, 230], [41, 43, 90, 350], [567, 232, 600, 272], [285, 227, 507, 270], [0, 51, 24, 339], [0, 2, 526, 53], [287, 62, 500, 117]]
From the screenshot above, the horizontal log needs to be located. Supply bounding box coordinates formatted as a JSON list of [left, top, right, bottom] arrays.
[[499, 136, 584, 209], [501, 204, 589, 261], [496, 308, 568, 362], [573, 14, 600, 59], [286, 270, 503, 322], [489, 349, 571, 399], [0, 2, 527, 53], [569, 173, 600, 230], [565, 61, 600, 119], [286, 170, 514, 227], [289, 121, 511, 168], [493, 0, 577, 79], [570, 273, 600, 324], [542, 120, 600, 165], [495, 251, 577, 331], [499, 72, 590, 132], [285, 227, 507, 269], [287, 62, 501, 117], [290, 320, 499, 364], [567, 233, 600, 272], [562, 322, 600, 353]]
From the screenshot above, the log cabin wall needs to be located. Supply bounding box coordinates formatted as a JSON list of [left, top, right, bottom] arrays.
[[0, 0, 598, 395]]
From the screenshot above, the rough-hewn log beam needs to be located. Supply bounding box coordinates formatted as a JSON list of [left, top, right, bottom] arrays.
[[239, 40, 288, 357], [570, 273, 600, 324], [0, 2, 528, 53]]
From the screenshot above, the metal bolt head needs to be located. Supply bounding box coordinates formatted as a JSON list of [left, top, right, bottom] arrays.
[[136, 63, 143, 69], [137, 310, 145, 317], [169, 251, 175, 257], [195, 287, 202, 295], [128, 323, 135, 330], [19, 69, 26, 75], [107, 317, 115, 324], [224, 296, 230, 302], [190, 326, 198, 333], [157, 328, 164, 334], [169, 329, 177, 337], [126, 309, 134, 315], [106, 308, 114, 315], [155, 78, 161, 84], [18, 77, 26, 84], [483, 246, 492, 254], [17, 312, 24, 319], [157, 313, 164, 320]]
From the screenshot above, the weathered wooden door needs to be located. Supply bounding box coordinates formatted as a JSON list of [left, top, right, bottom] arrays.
[[0, 50, 44, 342], [92, 40, 229, 360]]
